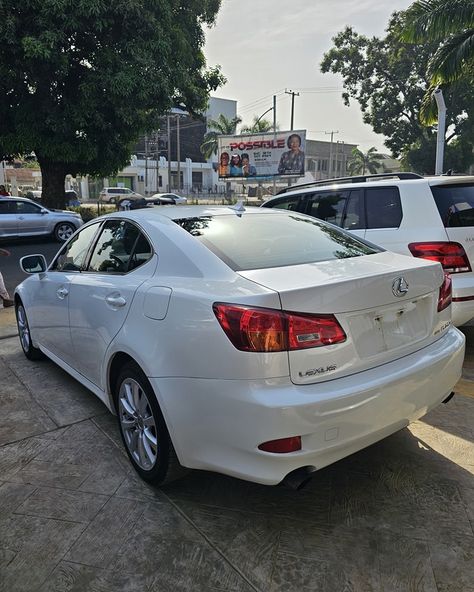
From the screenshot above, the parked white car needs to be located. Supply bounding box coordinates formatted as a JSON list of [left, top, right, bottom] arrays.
[[99, 187, 143, 203], [262, 173, 474, 326], [0, 196, 83, 241], [15, 206, 464, 488]]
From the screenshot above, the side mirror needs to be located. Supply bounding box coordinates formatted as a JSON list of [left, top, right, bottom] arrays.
[[40, 209, 48, 215], [20, 254, 47, 274]]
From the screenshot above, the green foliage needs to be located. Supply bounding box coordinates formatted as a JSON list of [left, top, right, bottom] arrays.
[[348, 147, 384, 175], [400, 0, 474, 123], [320, 11, 474, 173], [0, 0, 225, 207], [200, 114, 242, 159], [241, 117, 277, 133]]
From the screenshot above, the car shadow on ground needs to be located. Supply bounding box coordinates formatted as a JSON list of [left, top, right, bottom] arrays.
[[0, 333, 473, 591]]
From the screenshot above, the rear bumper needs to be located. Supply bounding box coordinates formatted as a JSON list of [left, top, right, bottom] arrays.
[[452, 275, 474, 325], [150, 327, 465, 485]]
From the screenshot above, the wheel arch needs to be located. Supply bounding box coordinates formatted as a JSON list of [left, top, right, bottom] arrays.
[[108, 351, 136, 412]]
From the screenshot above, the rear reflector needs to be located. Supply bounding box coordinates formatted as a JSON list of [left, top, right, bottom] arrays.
[[258, 436, 302, 453], [438, 273, 452, 312], [213, 303, 346, 352], [408, 241, 471, 273]]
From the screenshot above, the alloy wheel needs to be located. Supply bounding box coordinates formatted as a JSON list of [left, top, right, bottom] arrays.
[[118, 377, 158, 470], [17, 304, 30, 353]]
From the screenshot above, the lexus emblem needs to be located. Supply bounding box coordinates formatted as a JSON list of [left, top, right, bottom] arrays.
[[392, 276, 409, 297]]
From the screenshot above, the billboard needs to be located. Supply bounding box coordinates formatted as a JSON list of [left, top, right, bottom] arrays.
[[217, 130, 306, 178]]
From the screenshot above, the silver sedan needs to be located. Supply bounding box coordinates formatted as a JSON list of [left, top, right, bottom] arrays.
[[0, 197, 83, 242]]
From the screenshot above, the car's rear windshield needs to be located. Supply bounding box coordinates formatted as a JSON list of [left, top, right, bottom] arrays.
[[431, 184, 474, 227], [174, 212, 379, 271]]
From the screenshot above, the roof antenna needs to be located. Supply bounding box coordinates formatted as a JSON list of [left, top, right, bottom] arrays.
[[229, 200, 246, 217]]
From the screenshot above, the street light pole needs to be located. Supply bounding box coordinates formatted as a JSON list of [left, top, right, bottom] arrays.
[[434, 87, 446, 175]]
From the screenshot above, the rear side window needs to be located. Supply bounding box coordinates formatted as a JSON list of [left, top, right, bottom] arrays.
[[175, 213, 379, 271], [365, 187, 402, 229], [0, 201, 13, 214], [431, 184, 474, 227]]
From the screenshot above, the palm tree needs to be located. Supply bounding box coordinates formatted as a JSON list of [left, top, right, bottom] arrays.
[[241, 116, 277, 133], [200, 114, 242, 159], [348, 147, 384, 175], [401, 0, 474, 122]]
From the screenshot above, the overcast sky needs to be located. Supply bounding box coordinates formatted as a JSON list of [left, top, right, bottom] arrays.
[[204, 0, 414, 154]]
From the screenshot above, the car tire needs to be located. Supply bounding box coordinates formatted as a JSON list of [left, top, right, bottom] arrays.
[[16, 302, 44, 361], [114, 362, 187, 485], [54, 222, 76, 242]]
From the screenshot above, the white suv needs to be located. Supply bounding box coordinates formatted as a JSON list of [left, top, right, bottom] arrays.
[[262, 172, 474, 326], [99, 187, 143, 203]]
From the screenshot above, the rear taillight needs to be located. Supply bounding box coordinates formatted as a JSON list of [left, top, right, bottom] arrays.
[[438, 273, 452, 312], [408, 242, 471, 273], [213, 303, 346, 352]]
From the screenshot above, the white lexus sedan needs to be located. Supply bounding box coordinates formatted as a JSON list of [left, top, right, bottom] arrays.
[[15, 206, 465, 488]]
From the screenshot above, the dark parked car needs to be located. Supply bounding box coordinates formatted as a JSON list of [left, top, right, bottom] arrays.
[[118, 197, 148, 210]]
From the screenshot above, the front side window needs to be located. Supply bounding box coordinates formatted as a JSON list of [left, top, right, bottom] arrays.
[[175, 213, 379, 271], [52, 223, 100, 272], [365, 187, 402, 229], [265, 196, 302, 211], [88, 220, 152, 273], [431, 184, 474, 227], [305, 191, 349, 226]]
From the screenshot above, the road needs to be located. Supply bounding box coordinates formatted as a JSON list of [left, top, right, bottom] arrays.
[[0, 238, 61, 297]]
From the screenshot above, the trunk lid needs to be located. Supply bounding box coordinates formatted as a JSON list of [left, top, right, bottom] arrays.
[[239, 251, 447, 384]]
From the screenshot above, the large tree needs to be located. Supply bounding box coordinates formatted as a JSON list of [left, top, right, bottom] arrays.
[[320, 12, 474, 174], [401, 0, 474, 123], [0, 0, 224, 207]]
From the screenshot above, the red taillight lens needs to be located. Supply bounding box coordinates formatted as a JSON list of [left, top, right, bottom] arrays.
[[438, 273, 452, 312], [213, 303, 346, 352], [408, 242, 471, 273], [258, 436, 302, 453]]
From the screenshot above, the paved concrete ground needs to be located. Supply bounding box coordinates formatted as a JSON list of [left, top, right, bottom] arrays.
[[0, 306, 473, 592]]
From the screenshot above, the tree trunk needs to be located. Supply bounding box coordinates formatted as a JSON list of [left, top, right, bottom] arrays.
[[36, 157, 68, 209]]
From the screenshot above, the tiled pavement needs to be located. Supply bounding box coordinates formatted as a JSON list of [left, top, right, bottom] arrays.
[[0, 306, 473, 592]]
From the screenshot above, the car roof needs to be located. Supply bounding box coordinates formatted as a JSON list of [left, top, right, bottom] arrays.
[[263, 174, 474, 202], [105, 204, 287, 222], [0, 196, 37, 202]]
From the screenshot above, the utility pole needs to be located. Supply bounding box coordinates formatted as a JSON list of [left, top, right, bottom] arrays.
[[273, 94, 277, 195], [285, 89, 300, 130], [325, 130, 339, 179], [144, 134, 148, 194], [167, 116, 171, 191], [155, 130, 160, 193], [176, 115, 181, 192]]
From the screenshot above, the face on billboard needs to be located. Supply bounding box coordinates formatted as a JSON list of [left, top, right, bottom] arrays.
[[217, 130, 306, 179]]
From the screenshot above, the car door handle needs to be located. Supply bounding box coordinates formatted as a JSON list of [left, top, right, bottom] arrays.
[[56, 287, 69, 299], [105, 295, 127, 307]]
